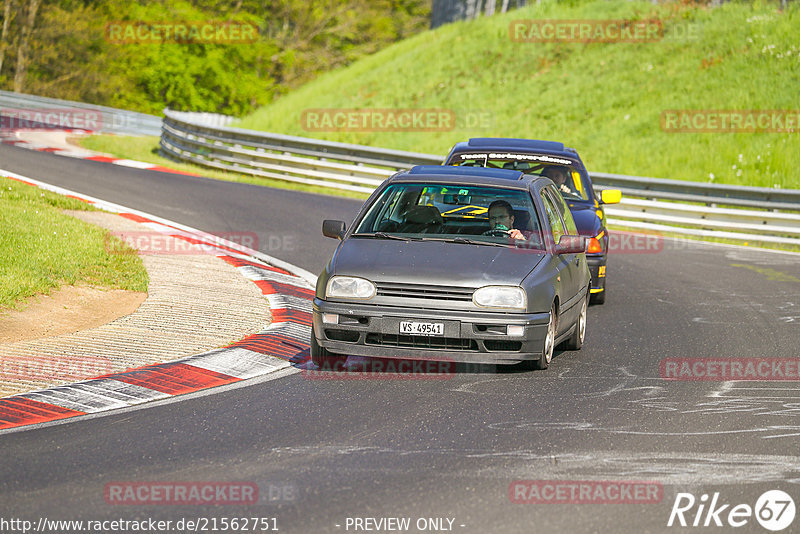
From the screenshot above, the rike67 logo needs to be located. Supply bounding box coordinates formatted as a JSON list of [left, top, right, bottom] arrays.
[[668, 490, 795, 531]]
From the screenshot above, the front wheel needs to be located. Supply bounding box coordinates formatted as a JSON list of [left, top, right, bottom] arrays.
[[563, 292, 588, 350], [310, 334, 347, 370], [532, 303, 557, 370]]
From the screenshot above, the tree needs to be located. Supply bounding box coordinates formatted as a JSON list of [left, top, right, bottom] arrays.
[[0, 0, 15, 76], [13, 0, 41, 92], [0, 0, 430, 115]]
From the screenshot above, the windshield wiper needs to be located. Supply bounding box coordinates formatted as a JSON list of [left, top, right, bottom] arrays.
[[419, 236, 513, 247], [452, 237, 514, 247], [356, 232, 422, 241], [356, 234, 516, 247]]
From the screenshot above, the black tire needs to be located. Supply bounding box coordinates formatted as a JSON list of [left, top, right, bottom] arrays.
[[563, 292, 588, 350], [532, 303, 557, 370], [310, 334, 347, 371]]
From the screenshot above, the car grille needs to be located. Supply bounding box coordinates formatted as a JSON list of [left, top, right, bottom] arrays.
[[375, 282, 474, 302], [365, 333, 478, 351]]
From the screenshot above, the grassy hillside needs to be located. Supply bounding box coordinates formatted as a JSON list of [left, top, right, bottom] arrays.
[[236, 0, 799, 189]]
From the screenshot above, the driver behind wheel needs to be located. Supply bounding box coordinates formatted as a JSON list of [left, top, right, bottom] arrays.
[[541, 165, 573, 195], [483, 200, 527, 240]]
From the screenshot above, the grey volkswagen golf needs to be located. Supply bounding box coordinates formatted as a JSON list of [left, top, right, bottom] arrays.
[[312, 165, 590, 371]]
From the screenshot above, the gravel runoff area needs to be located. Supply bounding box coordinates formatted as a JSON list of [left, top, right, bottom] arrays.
[[0, 210, 272, 397]]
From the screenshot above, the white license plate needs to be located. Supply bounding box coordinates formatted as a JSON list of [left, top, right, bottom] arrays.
[[399, 321, 444, 336]]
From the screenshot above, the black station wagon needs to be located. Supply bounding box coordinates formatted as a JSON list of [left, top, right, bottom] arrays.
[[312, 165, 591, 371]]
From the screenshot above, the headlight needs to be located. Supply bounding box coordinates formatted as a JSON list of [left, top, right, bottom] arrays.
[[326, 276, 376, 299], [473, 285, 526, 310]]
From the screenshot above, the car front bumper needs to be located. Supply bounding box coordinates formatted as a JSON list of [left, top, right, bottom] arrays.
[[313, 298, 551, 365]]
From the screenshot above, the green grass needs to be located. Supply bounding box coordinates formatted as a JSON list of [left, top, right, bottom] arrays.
[[0, 176, 149, 311], [77, 134, 370, 200], [233, 0, 799, 190]]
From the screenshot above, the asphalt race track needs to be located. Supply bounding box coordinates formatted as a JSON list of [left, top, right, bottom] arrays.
[[2, 143, 800, 533]]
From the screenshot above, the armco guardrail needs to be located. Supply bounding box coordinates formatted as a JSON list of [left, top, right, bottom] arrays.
[[160, 109, 800, 245], [591, 172, 800, 211], [161, 109, 439, 193], [0, 90, 161, 136]]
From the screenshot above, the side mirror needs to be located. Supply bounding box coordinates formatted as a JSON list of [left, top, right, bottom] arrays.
[[556, 235, 587, 254], [322, 220, 346, 240], [600, 189, 622, 204]]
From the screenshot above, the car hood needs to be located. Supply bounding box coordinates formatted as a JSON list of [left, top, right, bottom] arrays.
[[331, 237, 545, 287], [567, 202, 603, 237]]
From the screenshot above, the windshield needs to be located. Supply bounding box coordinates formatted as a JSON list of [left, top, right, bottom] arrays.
[[449, 152, 590, 201], [354, 182, 543, 248]]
